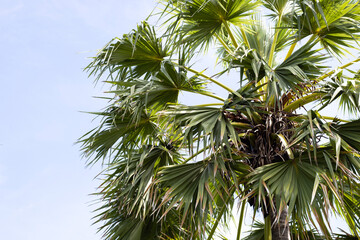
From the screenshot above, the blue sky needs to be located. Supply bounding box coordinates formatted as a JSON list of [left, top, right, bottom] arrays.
[[0, 1, 354, 239], [0, 1, 157, 239]]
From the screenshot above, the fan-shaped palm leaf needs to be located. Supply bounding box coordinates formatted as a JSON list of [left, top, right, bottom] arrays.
[[81, 1, 360, 239]]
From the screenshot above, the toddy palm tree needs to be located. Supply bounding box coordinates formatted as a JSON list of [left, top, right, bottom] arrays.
[[80, 0, 360, 239]]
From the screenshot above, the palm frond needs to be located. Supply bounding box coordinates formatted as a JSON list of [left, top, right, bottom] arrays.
[[248, 160, 323, 220], [269, 42, 327, 99], [165, 105, 241, 149], [292, 0, 360, 56], [157, 153, 249, 237], [107, 61, 208, 113], [86, 22, 169, 81], [78, 107, 158, 165], [167, 0, 259, 50], [81, 1, 360, 238], [93, 144, 189, 240], [319, 70, 360, 115], [331, 119, 360, 152]]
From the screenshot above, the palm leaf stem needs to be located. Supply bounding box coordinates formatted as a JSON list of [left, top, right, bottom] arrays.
[[283, 92, 324, 112], [174, 62, 242, 99], [262, 17, 283, 100], [261, 19, 282, 101], [206, 204, 227, 240], [223, 21, 239, 49], [277, 133, 294, 159], [231, 122, 252, 129], [215, 33, 233, 54], [285, 42, 297, 60], [195, 103, 224, 107], [268, 19, 282, 67], [240, 26, 250, 48], [264, 215, 272, 240], [317, 57, 360, 82], [236, 200, 247, 240], [197, 91, 225, 102], [286, 35, 316, 60], [183, 147, 208, 163], [322, 116, 350, 123], [259, 78, 268, 102], [291, 115, 349, 123], [206, 188, 235, 240]]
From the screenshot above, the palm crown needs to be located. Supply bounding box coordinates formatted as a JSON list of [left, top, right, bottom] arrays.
[[80, 0, 360, 239]]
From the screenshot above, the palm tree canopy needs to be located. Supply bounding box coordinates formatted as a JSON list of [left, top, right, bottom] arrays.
[[80, 0, 360, 239]]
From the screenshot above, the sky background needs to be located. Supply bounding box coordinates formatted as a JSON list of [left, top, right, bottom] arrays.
[[0, 1, 353, 240], [0, 1, 158, 239]]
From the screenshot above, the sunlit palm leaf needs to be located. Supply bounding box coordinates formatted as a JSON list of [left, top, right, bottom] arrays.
[[86, 22, 169, 81], [167, 0, 258, 49], [81, 1, 360, 239], [319, 70, 360, 115], [107, 61, 207, 112], [79, 108, 158, 165], [292, 0, 360, 56], [270, 42, 326, 96]]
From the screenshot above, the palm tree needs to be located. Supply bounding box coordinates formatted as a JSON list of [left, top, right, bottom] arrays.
[[79, 0, 360, 239]]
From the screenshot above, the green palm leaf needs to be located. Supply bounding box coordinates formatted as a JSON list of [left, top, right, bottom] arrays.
[[81, 1, 360, 239], [319, 70, 360, 115], [93, 144, 188, 240], [86, 22, 169, 81], [165, 105, 241, 149], [107, 61, 208, 112], [270, 42, 326, 96], [166, 0, 258, 49], [332, 119, 360, 152], [292, 0, 360, 56], [78, 107, 158, 165]]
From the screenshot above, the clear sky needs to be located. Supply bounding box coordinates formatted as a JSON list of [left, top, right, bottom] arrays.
[[0, 1, 157, 239], [0, 1, 353, 240]]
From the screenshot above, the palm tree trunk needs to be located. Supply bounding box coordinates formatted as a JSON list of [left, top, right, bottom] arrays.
[[270, 207, 290, 240]]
